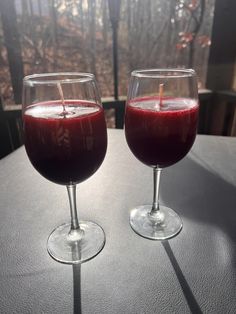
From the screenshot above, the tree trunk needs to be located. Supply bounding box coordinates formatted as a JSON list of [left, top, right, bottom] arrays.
[[28, 0, 34, 16], [79, 0, 84, 37], [189, 0, 205, 67], [127, 0, 132, 70], [0, 0, 24, 104], [21, 0, 29, 33], [37, 0, 42, 17], [102, 0, 108, 46], [88, 0, 96, 75], [49, 0, 58, 70]]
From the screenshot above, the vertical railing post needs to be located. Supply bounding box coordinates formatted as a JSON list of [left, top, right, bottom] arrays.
[[206, 0, 236, 91], [108, 0, 121, 101], [0, 0, 24, 105], [206, 0, 236, 135]]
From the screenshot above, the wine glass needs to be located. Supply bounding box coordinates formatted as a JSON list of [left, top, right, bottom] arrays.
[[22, 73, 107, 264], [125, 69, 199, 240]]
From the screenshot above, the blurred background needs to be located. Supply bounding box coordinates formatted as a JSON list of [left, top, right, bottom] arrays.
[[0, 0, 235, 158]]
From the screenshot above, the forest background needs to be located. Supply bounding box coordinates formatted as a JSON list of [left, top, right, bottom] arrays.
[[0, 0, 214, 117]]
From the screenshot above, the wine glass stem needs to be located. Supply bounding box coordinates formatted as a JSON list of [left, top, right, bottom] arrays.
[[151, 167, 162, 215], [67, 185, 80, 230]]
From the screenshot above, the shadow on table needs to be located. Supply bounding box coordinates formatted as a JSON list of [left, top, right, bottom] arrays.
[[73, 264, 82, 314], [162, 155, 236, 250], [71, 241, 82, 314], [160, 154, 236, 312], [162, 241, 203, 314]]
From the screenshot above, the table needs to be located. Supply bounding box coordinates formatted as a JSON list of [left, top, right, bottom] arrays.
[[0, 129, 235, 313]]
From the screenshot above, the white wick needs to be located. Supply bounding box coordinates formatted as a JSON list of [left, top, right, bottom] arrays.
[[159, 83, 164, 108], [57, 82, 67, 116]]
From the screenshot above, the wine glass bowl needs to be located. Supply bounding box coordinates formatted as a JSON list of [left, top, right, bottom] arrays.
[[23, 73, 107, 263], [125, 69, 199, 240]]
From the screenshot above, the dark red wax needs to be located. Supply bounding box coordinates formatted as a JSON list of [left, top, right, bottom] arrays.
[[24, 101, 107, 185], [125, 97, 198, 168]]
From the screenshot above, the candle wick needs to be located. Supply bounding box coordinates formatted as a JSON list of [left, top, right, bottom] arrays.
[[159, 83, 164, 109], [57, 82, 67, 117]]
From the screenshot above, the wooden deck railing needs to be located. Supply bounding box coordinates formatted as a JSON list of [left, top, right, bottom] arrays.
[[1, 89, 236, 159]]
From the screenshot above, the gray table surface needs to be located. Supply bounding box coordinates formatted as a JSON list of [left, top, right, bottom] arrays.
[[0, 129, 235, 314]]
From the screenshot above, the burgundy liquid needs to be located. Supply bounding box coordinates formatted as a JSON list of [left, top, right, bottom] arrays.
[[24, 100, 107, 185], [125, 97, 198, 168]]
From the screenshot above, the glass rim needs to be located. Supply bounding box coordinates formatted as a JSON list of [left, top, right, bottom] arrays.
[[131, 68, 196, 79], [23, 72, 95, 85]]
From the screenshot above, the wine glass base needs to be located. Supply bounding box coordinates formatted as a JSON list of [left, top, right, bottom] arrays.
[[130, 205, 182, 240], [47, 221, 105, 264]]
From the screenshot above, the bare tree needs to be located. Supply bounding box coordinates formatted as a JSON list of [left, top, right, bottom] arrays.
[[37, 0, 42, 17], [0, 0, 24, 104], [49, 0, 58, 70], [101, 0, 108, 45], [189, 0, 206, 67], [88, 0, 97, 75]]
